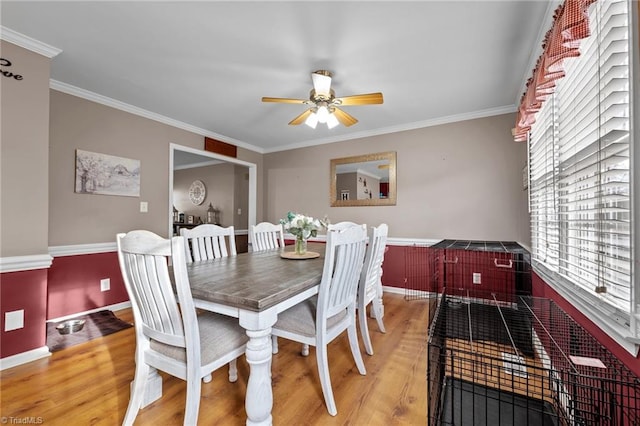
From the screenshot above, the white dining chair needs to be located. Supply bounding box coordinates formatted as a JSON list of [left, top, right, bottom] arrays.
[[358, 223, 389, 355], [277, 220, 366, 357], [180, 224, 237, 262], [327, 221, 363, 232], [250, 222, 285, 252], [271, 224, 368, 416], [117, 230, 248, 426]]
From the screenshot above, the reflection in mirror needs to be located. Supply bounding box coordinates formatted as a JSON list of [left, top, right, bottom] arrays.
[[330, 151, 396, 207]]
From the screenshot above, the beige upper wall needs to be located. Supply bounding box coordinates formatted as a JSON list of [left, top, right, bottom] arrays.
[[48, 90, 260, 246], [0, 42, 51, 257], [264, 113, 530, 245], [4, 38, 527, 250]]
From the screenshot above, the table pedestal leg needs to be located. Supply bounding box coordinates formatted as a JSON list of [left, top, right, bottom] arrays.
[[244, 327, 273, 425]]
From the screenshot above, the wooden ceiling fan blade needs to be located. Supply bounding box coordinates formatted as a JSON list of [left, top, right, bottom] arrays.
[[288, 109, 313, 125], [332, 107, 358, 127], [335, 92, 384, 106], [262, 97, 308, 104]]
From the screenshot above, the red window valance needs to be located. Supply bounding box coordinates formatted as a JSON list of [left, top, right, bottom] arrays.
[[513, 0, 597, 142]]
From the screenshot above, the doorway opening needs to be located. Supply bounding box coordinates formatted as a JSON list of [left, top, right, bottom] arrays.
[[169, 143, 257, 252]]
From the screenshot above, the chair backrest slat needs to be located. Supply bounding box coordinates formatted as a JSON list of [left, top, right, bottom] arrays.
[[360, 224, 389, 303], [180, 224, 236, 263], [318, 224, 368, 321], [117, 231, 188, 348], [250, 222, 285, 251]]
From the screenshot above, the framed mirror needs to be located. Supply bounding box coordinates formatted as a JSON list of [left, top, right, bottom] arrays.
[[330, 151, 397, 207]]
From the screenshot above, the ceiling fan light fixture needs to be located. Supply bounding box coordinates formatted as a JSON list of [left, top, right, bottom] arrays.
[[305, 111, 319, 129], [326, 113, 340, 129], [316, 103, 329, 123]]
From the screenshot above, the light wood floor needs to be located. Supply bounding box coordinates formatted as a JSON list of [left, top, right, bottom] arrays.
[[1, 293, 431, 425]]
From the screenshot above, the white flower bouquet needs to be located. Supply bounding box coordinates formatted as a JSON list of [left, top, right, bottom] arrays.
[[280, 212, 328, 239], [280, 212, 329, 254]]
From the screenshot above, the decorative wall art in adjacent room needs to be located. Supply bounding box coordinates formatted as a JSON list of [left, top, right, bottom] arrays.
[[75, 149, 140, 197]]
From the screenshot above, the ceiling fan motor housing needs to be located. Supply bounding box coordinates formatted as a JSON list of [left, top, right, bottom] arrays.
[[309, 89, 335, 103]]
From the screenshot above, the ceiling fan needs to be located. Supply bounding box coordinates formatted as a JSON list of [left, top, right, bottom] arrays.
[[262, 70, 383, 129]]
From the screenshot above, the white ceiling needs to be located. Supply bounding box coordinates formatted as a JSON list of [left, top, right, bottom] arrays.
[[1, 1, 552, 154]]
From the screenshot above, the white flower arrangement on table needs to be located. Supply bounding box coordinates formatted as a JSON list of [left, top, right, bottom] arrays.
[[280, 211, 329, 240]]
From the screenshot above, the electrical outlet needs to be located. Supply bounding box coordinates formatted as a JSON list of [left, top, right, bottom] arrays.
[[100, 278, 111, 292], [237, 208, 242, 215], [140, 201, 148, 213], [5, 309, 24, 331], [473, 273, 482, 284]]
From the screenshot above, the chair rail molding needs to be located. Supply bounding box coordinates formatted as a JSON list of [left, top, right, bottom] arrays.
[[289, 234, 440, 247], [48, 231, 249, 258], [0, 254, 53, 273], [49, 242, 117, 257]]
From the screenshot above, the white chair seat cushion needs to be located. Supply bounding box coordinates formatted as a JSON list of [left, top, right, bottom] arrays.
[[150, 312, 248, 364], [273, 296, 347, 338]]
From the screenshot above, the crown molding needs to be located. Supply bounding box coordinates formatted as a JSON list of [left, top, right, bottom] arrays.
[[263, 104, 518, 153], [0, 26, 61, 58], [49, 76, 516, 156], [49, 80, 265, 154], [515, 0, 562, 105]]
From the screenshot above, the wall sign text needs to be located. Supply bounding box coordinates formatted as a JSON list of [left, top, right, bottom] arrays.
[[0, 58, 24, 81]]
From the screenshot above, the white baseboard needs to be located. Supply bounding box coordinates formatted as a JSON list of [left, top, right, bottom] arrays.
[[382, 285, 407, 295], [383, 285, 436, 299], [47, 301, 132, 323], [0, 346, 51, 371]]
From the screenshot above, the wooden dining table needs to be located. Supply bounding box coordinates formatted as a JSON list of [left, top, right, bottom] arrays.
[[186, 242, 325, 425]]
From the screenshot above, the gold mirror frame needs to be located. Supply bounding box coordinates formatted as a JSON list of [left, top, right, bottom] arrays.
[[330, 151, 397, 207]]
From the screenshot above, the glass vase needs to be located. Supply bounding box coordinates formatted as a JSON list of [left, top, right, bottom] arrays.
[[294, 236, 307, 256]]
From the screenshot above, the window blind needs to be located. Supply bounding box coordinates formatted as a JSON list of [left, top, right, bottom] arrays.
[[529, 95, 559, 268], [529, 0, 631, 312]]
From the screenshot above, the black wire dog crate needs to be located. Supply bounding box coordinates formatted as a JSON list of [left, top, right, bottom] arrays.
[[427, 291, 640, 425], [404, 240, 532, 301], [432, 240, 532, 302]]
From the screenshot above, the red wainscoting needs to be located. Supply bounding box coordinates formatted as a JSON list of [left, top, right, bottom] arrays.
[[0, 269, 48, 358], [47, 252, 128, 320], [436, 249, 525, 301], [532, 272, 640, 378], [380, 245, 409, 290]]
